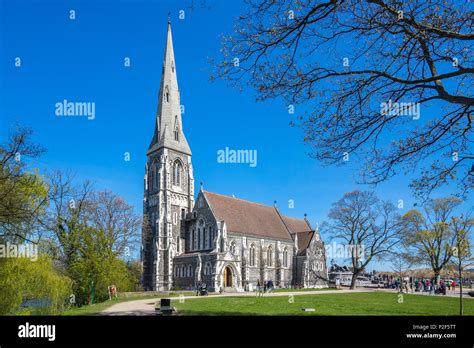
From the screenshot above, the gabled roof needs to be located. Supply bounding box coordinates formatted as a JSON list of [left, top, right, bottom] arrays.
[[292, 231, 315, 256], [281, 215, 315, 256], [203, 191, 294, 241], [282, 216, 312, 234]]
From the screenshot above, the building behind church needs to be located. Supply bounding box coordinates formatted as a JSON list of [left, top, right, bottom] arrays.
[[141, 21, 328, 292]]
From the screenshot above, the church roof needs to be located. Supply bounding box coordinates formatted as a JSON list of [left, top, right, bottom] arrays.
[[281, 215, 314, 256], [203, 191, 308, 241], [292, 231, 315, 256], [282, 216, 312, 233]]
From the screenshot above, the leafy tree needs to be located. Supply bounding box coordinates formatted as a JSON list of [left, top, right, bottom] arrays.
[[0, 126, 48, 243], [450, 214, 473, 316], [213, 0, 473, 198], [324, 190, 404, 289], [0, 254, 72, 315], [402, 197, 461, 283], [68, 225, 133, 305], [126, 260, 143, 292]]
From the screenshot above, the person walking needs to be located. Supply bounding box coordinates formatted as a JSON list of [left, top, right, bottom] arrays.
[[452, 280, 456, 291], [256, 280, 264, 297], [196, 281, 201, 296]]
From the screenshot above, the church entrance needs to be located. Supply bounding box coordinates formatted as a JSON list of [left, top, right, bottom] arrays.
[[223, 266, 233, 287]]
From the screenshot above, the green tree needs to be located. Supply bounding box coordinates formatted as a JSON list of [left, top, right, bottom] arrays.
[[450, 214, 473, 316], [126, 260, 143, 292], [0, 126, 48, 243], [0, 254, 72, 315], [68, 225, 133, 305], [402, 197, 462, 283]]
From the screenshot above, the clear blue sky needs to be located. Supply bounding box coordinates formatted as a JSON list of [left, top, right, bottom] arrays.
[[0, 0, 470, 270]]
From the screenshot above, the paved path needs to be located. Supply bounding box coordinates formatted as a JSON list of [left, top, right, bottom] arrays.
[[101, 288, 373, 316]]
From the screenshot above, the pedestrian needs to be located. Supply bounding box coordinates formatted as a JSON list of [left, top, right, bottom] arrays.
[[452, 280, 456, 291], [196, 281, 201, 296], [256, 280, 261, 296]]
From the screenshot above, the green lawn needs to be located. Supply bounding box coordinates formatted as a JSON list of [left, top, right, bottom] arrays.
[[272, 287, 340, 293], [172, 292, 474, 316], [63, 291, 193, 315]]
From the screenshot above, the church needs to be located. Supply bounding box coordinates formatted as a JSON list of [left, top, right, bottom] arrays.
[[141, 20, 328, 292]]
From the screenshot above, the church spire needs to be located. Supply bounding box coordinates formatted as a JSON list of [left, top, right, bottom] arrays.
[[148, 19, 191, 156]]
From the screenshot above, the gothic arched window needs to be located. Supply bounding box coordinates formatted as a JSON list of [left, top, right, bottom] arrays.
[[267, 245, 273, 267], [173, 160, 182, 186], [209, 226, 213, 248], [249, 244, 255, 266], [197, 228, 201, 250], [204, 262, 211, 275], [174, 115, 180, 141], [283, 247, 288, 268], [174, 127, 179, 141], [187, 265, 193, 277], [155, 168, 160, 189], [191, 229, 196, 250], [165, 86, 169, 103]]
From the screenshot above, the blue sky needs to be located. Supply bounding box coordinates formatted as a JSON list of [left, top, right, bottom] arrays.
[[0, 0, 470, 270]]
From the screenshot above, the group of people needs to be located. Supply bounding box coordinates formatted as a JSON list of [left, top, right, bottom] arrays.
[[195, 281, 208, 296], [414, 279, 457, 295], [255, 280, 274, 296]]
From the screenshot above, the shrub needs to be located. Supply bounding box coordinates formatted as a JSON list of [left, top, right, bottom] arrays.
[[0, 254, 72, 315]]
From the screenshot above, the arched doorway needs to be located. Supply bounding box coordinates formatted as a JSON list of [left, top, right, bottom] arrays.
[[223, 266, 233, 287]]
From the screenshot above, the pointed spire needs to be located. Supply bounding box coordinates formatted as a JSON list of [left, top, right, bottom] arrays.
[[148, 18, 191, 156]]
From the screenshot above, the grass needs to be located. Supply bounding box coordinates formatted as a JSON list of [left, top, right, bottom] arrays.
[[172, 292, 474, 316], [272, 287, 340, 293], [63, 291, 193, 315]]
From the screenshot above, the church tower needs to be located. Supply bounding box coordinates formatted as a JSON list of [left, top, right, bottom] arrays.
[[142, 20, 194, 291]]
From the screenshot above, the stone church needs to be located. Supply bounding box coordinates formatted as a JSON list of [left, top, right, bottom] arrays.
[[141, 21, 328, 292]]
